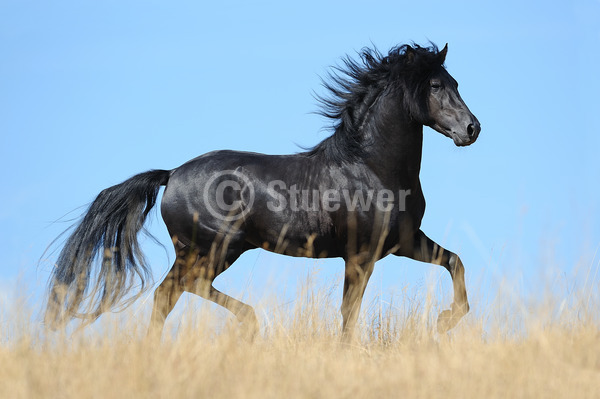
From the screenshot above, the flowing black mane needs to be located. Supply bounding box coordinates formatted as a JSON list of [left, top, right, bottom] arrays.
[[307, 43, 447, 162]]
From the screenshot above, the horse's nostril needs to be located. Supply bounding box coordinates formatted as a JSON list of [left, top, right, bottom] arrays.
[[467, 124, 475, 138], [466, 120, 481, 139], [467, 123, 477, 137]]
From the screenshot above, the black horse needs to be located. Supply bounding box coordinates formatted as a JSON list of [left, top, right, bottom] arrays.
[[46, 43, 480, 340]]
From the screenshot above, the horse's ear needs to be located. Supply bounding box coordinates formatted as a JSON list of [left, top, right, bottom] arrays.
[[405, 45, 416, 64], [439, 43, 448, 63]]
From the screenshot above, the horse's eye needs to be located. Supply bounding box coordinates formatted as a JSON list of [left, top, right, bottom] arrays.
[[430, 80, 442, 89]]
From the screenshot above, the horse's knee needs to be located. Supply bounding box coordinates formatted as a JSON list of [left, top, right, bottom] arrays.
[[447, 253, 464, 277]]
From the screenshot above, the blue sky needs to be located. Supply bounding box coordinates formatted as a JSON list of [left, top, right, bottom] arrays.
[[1, 0, 599, 326]]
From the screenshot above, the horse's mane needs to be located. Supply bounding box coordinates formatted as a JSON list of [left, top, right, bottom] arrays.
[[306, 43, 447, 163]]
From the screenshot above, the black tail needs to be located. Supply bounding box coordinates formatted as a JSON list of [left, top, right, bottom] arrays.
[[45, 169, 171, 328]]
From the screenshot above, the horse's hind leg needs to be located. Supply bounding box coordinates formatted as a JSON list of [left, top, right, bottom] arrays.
[[182, 245, 259, 334], [408, 229, 470, 333], [147, 242, 197, 339]]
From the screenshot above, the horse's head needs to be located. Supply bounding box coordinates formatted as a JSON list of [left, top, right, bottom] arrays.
[[423, 44, 480, 146], [311, 43, 480, 161]]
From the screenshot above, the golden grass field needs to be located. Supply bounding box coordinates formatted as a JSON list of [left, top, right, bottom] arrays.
[[1, 269, 599, 399]]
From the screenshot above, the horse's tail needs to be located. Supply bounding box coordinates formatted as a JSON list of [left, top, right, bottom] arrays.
[[45, 169, 171, 329]]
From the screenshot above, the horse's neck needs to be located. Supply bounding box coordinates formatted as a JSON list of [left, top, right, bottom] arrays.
[[364, 108, 424, 186]]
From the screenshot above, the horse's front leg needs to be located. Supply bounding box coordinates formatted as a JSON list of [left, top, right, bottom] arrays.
[[408, 229, 470, 332], [340, 258, 374, 342]]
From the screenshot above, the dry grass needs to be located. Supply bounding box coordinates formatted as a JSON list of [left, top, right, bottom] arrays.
[[1, 274, 599, 399]]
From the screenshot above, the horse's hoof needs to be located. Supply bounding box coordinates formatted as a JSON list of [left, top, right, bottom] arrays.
[[437, 309, 461, 333], [239, 318, 259, 342]]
